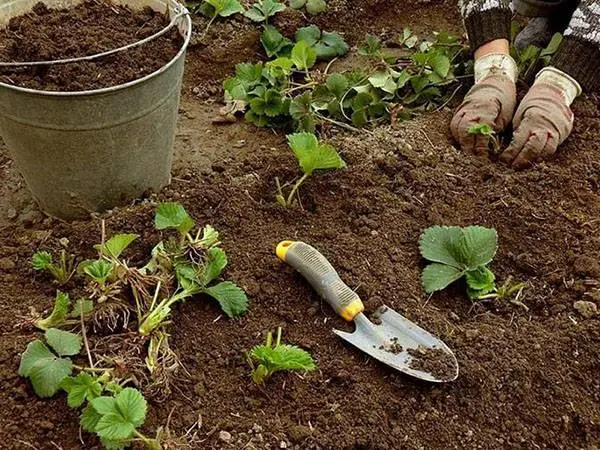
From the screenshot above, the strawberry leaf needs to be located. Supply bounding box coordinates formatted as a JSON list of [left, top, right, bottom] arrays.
[[203, 281, 249, 317], [155, 202, 195, 236], [61, 373, 103, 408], [19, 339, 73, 398], [45, 328, 82, 356], [95, 234, 138, 259], [35, 291, 71, 331]]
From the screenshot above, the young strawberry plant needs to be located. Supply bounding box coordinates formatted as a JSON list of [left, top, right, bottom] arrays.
[[32, 249, 74, 285], [510, 21, 563, 83], [137, 202, 248, 336], [275, 132, 345, 207], [244, 0, 286, 23], [19, 328, 160, 449], [248, 327, 316, 384], [187, 0, 245, 36], [419, 226, 498, 300], [32, 290, 93, 331], [468, 124, 501, 153]]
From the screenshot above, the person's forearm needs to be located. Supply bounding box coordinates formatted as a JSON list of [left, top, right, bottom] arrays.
[[474, 39, 510, 59], [459, 0, 512, 51], [551, 0, 600, 92]]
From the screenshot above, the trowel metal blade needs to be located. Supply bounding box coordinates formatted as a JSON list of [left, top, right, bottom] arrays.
[[333, 306, 459, 382]]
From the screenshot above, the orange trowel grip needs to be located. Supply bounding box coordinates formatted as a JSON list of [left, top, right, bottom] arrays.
[[276, 241, 364, 321]]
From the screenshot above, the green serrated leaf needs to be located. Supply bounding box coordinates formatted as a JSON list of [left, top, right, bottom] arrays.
[[289, 0, 305, 8], [291, 41, 317, 70], [155, 202, 195, 236], [459, 226, 498, 269], [465, 266, 496, 293], [91, 388, 147, 441], [295, 25, 321, 46], [261, 25, 293, 58], [45, 328, 82, 356], [305, 0, 326, 14], [19, 340, 73, 398], [421, 263, 464, 293], [61, 373, 103, 408], [244, 0, 286, 22], [81, 403, 102, 433], [206, 0, 244, 16], [203, 281, 249, 317], [368, 71, 397, 94], [358, 34, 381, 57], [289, 91, 316, 132], [69, 299, 94, 318], [287, 132, 345, 174], [83, 259, 114, 285], [35, 291, 71, 331], [428, 53, 451, 78], [32, 251, 53, 270], [202, 247, 228, 285], [95, 234, 138, 259], [326, 73, 348, 98], [419, 226, 465, 269]]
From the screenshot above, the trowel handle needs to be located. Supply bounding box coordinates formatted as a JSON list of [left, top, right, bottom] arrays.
[[276, 241, 364, 321]]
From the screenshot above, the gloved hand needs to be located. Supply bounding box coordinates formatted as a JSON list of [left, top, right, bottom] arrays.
[[500, 67, 580, 169], [451, 53, 518, 154]]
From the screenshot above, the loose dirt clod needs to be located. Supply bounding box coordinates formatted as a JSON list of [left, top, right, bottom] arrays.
[[0, 0, 182, 91], [573, 300, 598, 318], [379, 337, 403, 354], [408, 346, 456, 381]]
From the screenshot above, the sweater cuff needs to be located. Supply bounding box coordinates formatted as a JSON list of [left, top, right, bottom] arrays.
[[464, 8, 512, 52], [551, 37, 600, 92]]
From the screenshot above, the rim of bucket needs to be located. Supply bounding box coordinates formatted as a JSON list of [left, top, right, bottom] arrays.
[[0, 0, 192, 97]]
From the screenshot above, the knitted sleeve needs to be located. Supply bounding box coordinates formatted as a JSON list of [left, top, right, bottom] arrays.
[[459, 0, 512, 51], [551, 0, 600, 91]]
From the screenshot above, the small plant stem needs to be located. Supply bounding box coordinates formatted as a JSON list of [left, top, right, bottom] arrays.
[[265, 331, 273, 348], [275, 327, 282, 347], [148, 281, 162, 312], [100, 219, 106, 257], [133, 430, 162, 450], [132, 286, 143, 323], [285, 172, 310, 207], [201, 14, 218, 39], [73, 364, 113, 373], [285, 81, 319, 95], [324, 57, 338, 75], [80, 308, 95, 369]]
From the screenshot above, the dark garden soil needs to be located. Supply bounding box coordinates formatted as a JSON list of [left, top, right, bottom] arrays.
[[1, 0, 600, 449], [0, 0, 182, 91]]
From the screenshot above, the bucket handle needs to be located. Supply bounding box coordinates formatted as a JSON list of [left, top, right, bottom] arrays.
[[0, 9, 189, 68]]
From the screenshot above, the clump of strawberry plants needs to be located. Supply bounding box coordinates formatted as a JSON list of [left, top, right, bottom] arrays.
[[20, 202, 248, 402], [244, 0, 286, 22], [275, 132, 345, 207], [19, 328, 160, 449], [289, 0, 327, 14], [223, 27, 471, 132], [248, 327, 316, 384]]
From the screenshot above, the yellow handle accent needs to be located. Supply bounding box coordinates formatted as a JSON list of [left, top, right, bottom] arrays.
[[276, 240, 295, 262]]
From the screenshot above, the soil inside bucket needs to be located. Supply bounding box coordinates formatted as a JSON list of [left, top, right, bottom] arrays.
[[0, 0, 183, 91]]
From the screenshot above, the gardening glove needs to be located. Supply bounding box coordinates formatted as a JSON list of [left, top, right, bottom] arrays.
[[500, 66, 581, 169], [451, 53, 518, 154]]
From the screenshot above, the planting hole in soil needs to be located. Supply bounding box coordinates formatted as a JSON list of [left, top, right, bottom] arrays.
[[1, 0, 600, 449]]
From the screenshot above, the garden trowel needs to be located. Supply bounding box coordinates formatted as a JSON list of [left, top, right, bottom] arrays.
[[276, 241, 459, 383]]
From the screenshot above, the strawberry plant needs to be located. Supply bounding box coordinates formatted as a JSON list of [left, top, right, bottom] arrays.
[[275, 132, 345, 207], [33, 291, 93, 330], [244, 0, 286, 23], [224, 28, 470, 131], [19, 329, 160, 449], [32, 249, 74, 285], [289, 0, 327, 14], [468, 123, 500, 153], [137, 202, 248, 335], [187, 0, 245, 36], [419, 226, 499, 300], [510, 21, 563, 83], [248, 327, 316, 384]]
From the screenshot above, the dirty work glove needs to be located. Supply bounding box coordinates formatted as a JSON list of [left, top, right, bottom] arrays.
[[500, 66, 581, 169], [451, 53, 518, 154]]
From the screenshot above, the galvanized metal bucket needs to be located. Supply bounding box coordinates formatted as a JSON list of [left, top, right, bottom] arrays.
[[0, 0, 192, 219]]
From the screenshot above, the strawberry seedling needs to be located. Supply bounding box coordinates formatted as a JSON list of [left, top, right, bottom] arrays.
[[32, 249, 75, 285], [248, 327, 316, 384], [137, 202, 248, 336], [188, 0, 245, 36], [275, 132, 345, 207], [419, 225, 499, 300], [468, 123, 500, 153]]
